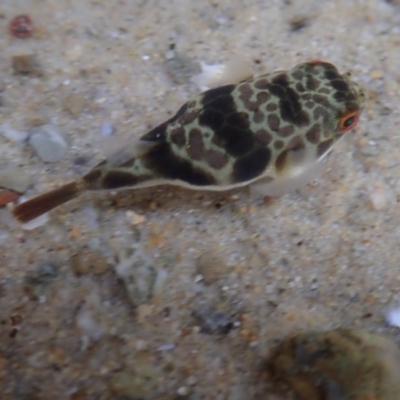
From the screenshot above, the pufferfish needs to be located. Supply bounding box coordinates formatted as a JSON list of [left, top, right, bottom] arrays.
[[13, 60, 366, 223]]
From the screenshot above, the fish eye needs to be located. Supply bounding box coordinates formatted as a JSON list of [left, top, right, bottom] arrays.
[[338, 111, 359, 133]]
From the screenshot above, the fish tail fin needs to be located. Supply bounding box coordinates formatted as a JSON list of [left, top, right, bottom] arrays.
[[12, 181, 85, 223]]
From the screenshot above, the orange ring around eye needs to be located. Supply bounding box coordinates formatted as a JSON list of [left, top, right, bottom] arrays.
[[338, 111, 359, 133]]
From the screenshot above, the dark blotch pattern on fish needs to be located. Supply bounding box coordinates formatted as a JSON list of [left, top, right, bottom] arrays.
[[270, 73, 310, 127], [102, 170, 140, 189], [143, 143, 216, 186], [232, 147, 271, 183]]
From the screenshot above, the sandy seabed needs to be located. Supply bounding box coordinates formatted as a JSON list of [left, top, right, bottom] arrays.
[[1, 1, 400, 399]]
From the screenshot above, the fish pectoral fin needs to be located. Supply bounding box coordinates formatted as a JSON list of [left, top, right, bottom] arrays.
[[255, 148, 322, 197], [192, 56, 254, 90], [286, 147, 310, 172], [276, 147, 312, 179], [219, 56, 254, 85], [97, 132, 155, 167]]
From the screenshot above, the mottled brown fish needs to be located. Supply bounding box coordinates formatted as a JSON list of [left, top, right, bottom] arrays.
[[13, 60, 366, 223]]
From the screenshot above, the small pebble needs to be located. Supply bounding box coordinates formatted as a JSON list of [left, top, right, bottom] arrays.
[[12, 54, 42, 76], [25, 116, 47, 127], [289, 14, 311, 31], [0, 190, 20, 206], [176, 386, 190, 396], [136, 304, 154, 324], [9, 15, 34, 39], [100, 121, 114, 137], [0, 230, 9, 245], [24, 263, 58, 299], [0, 171, 30, 193], [370, 70, 383, 79], [1, 122, 28, 142], [192, 308, 234, 334], [135, 339, 148, 351], [368, 181, 391, 211], [156, 343, 176, 352], [29, 124, 68, 162], [126, 210, 146, 225], [386, 307, 400, 328], [71, 250, 111, 276], [196, 250, 228, 285], [63, 93, 86, 117], [25, 264, 58, 286]]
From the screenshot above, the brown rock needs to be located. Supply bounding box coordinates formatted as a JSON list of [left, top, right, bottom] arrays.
[[12, 54, 42, 76], [71, 250, 111, 276], [196, 250, 228, 285], [63, 93, 86, 117], [109, 359, 159, 400], [269, 328, 400, 400], [0, 189, 20, 206], [288, 14, 311, 32]]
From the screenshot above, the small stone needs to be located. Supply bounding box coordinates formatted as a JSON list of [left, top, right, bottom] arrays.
[[24, 264, 58, 299], [289, 14, 311, 31], [386, 307, 400, 327], [100, 121, 114, 137], [12, 54, 42, 76], [0, 189, 20, 206], [63, 93, 86, 117], [29, 124, 68, 162], [368, 180, 392, 211], [370, 70, 383, 79], [192, 307, 234, 334], [148, 201, 157, 211], [196, 250, 228, 285], [25, 116, 47, 127], [1, 122, 28, 142], [136, 304, 154, 324], [177, 386, 190, 396], [135, 339, 148, 351], [126, 210, 146, 225], [9, 15, 34, 39], [71, 250, 111, 276], [0, 171, 30, 193], [25, 264, 58, 286], [156, 343, 175, 352], [269, 328, 400, 400]]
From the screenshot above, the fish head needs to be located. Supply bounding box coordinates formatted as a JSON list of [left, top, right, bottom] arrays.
[[289, 60, 366, 158]]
